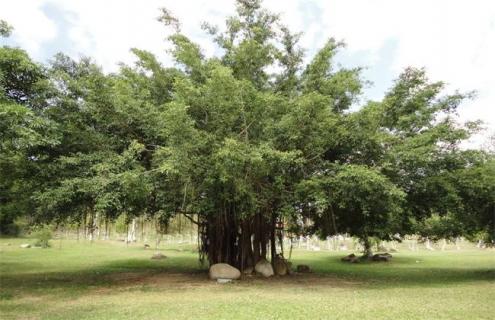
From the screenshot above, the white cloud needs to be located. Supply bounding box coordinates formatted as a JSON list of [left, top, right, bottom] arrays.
[[39, 0, 236, 70], [314, 0, 495, 147], [0, 0, 58, 58], [1, 0, 494, 146]]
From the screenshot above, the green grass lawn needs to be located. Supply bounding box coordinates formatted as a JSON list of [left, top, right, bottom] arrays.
[[1, 238, 494, 320]]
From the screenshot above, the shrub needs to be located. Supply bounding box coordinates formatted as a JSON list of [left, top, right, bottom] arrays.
[[33, 227, 52, 248]]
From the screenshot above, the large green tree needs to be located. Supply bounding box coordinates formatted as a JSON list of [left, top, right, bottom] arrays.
[[2, 1, 492, 261]]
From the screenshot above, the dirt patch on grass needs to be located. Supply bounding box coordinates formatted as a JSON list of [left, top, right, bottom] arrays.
[[108, 272, 209, 288], [240, 272, 362, 288], [101, 271, 361, 293]]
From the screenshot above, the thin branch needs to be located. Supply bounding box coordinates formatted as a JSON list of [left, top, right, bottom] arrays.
[[181, 212, 199, 225]]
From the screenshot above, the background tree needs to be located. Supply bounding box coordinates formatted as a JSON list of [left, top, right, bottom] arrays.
[[0, 20, 13, 37], [0, 31, 59, 234]]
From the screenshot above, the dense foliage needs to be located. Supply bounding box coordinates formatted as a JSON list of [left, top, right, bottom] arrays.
[[1, 1, 493, 265]]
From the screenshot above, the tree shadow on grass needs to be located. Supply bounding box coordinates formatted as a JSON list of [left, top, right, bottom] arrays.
[[0, 255, 206, 294], [292, 255, 495, 288], [1, 254, 494, 296]]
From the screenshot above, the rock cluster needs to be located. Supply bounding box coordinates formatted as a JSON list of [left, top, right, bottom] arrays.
[[210, 257, 297, 281], [341, 252, 393, 263]]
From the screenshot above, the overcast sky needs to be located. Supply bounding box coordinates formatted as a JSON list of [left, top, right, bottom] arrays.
[[1, 0, 494, 147]]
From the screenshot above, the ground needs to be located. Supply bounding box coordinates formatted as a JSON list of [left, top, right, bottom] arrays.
[[0, 238, 494, 320]]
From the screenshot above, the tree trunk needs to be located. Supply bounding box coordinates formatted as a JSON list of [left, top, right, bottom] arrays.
[[425, 238, 434, 251], [96, 212, 101, 240], [127, 218, 137, 243], [88, 210, 96, 242], [362, 237, 373, 258], [270, 211, 276, 265], [199, 209, 272, 268], [288, 236, 294, 260]]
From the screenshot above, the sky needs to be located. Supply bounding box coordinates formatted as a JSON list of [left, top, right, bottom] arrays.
[[1, 0, 494, 147]]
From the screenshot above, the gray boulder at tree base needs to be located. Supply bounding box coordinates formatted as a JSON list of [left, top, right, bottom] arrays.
[[255, 259, 274, 277], [273, 256, 291, 275], [209, 263, 241, 280]]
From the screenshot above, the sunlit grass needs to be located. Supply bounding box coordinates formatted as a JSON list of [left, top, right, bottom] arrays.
[[1, 238, 494, 320]]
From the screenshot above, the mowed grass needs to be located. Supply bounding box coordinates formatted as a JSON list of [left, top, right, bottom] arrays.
[[0, 238, 494, 320]]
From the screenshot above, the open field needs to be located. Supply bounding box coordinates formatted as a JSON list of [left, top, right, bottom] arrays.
[[1, 238, 494, 320]]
